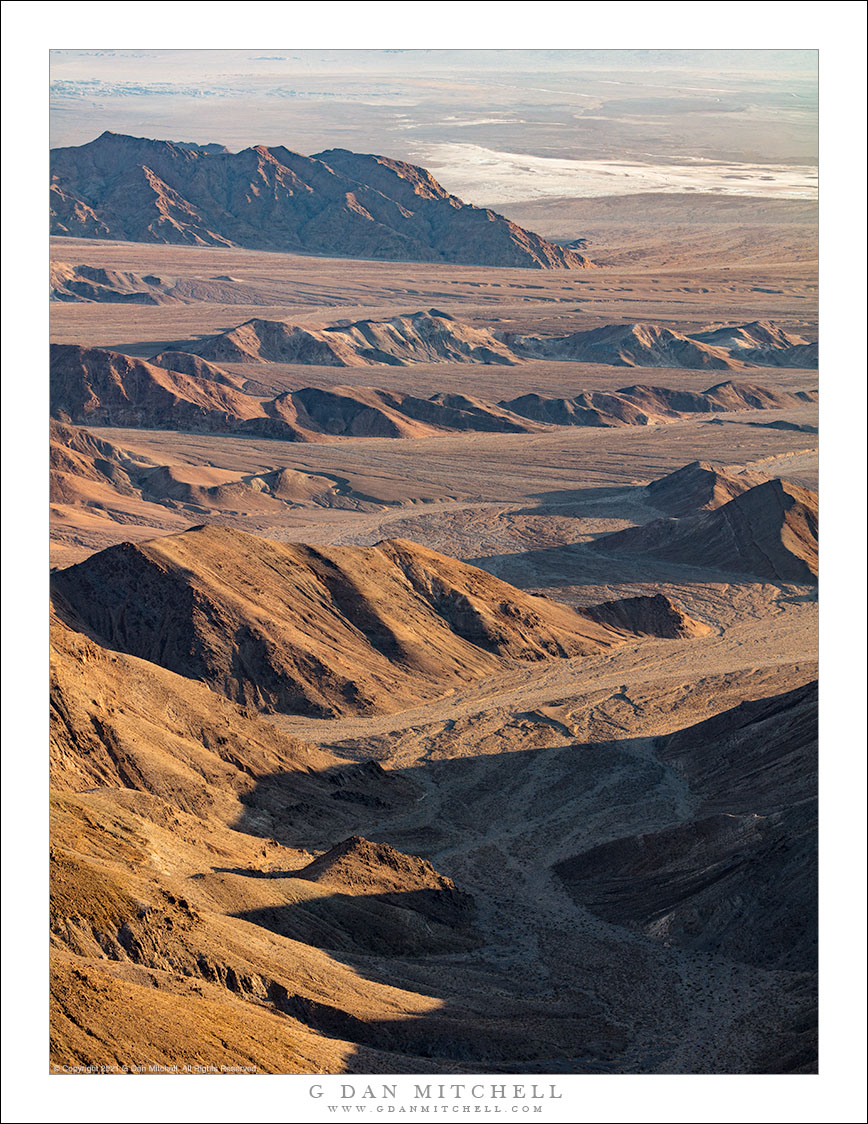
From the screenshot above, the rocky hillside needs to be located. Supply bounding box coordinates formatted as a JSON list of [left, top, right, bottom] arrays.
[[500, 380, 815, 429], [555, 682, 817, 975], [691, 320, 818, 367], [503, 323, 738, 369], [596, 478, 819, 582], [51, 526, 631, 718], [183, 309, 520, 367], [501, 320, 818, 369], [50, 262, 177, 304], [179, 311, 817, 371], [49, 343, 296, 437], [50, 342, 818, 443], [49, 132, 591, 269], [645, 461, 770, 515]]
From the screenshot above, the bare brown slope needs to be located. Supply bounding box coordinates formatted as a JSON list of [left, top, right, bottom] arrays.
[[50, 419, 158, 502], [268, 386, 443, 439], [48, 419, 407, 567], [49, 608, 418, 840], [50, 957, 355, 1076], [181, 313, 816, 373], [690, 320, 809, 352], [580, 593, 713, 639], [738, 341, 818, 368], [299, 836, 455, 894], [50, 343, 431, 441], [51, 525, 627, 718], [49, 618, 466, 1071], [499, 320, 819, 371], [503, 323, 738, 369], [702, 380, 817, 411], [49, 343, 302, 438], [499, 390, 657, 428], [277, 836, 479, 953], [316, 148, 594, 270], [500, 381, 814, 429], [184, 309, 520, 367], [51, 344, 816, 442], [596, 478, 818, 583], [49, 779, 483, 1073], [645, 461, 770, 515], [149, 350, 248, 389], [269, 385, 536, 438], [49, 420, 196, 565], [690, 321, 817, 368], [48, 615, 519, 1071], [49, 344, 530, 441], [50, 261, 177, 304], [51, 610, 331, 810], [50, 132, 591, 269]]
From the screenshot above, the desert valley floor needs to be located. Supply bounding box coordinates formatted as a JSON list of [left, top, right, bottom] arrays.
[[49, 199, 818, 1074]]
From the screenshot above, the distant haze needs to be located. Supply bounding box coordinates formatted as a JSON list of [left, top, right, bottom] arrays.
[[50, 49, 817, 207]]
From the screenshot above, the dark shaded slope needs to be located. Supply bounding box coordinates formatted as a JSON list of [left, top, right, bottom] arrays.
[[554, 682, 817, 976], [595, 479, 818, 582]]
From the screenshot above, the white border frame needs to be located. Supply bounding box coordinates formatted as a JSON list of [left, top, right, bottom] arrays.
[[2, 5, 866, 1122]]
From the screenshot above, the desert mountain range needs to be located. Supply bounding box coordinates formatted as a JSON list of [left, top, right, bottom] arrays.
[[48, 425, 819, 1076], [50, 339, 816, 441], [49, 405, 819, 588], [49, 548, 817, 1072], [50, 484, 816, 1073], [502, 320, 816, 369], [178, 311, 816, 370], [47, 113, 819, 1077], [182, 309, 520, 367], [50, 132, 591, 269], [49, 418, 388, 535]]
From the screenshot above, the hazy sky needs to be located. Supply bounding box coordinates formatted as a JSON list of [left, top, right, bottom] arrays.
[[49, 49, 818, 206]]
